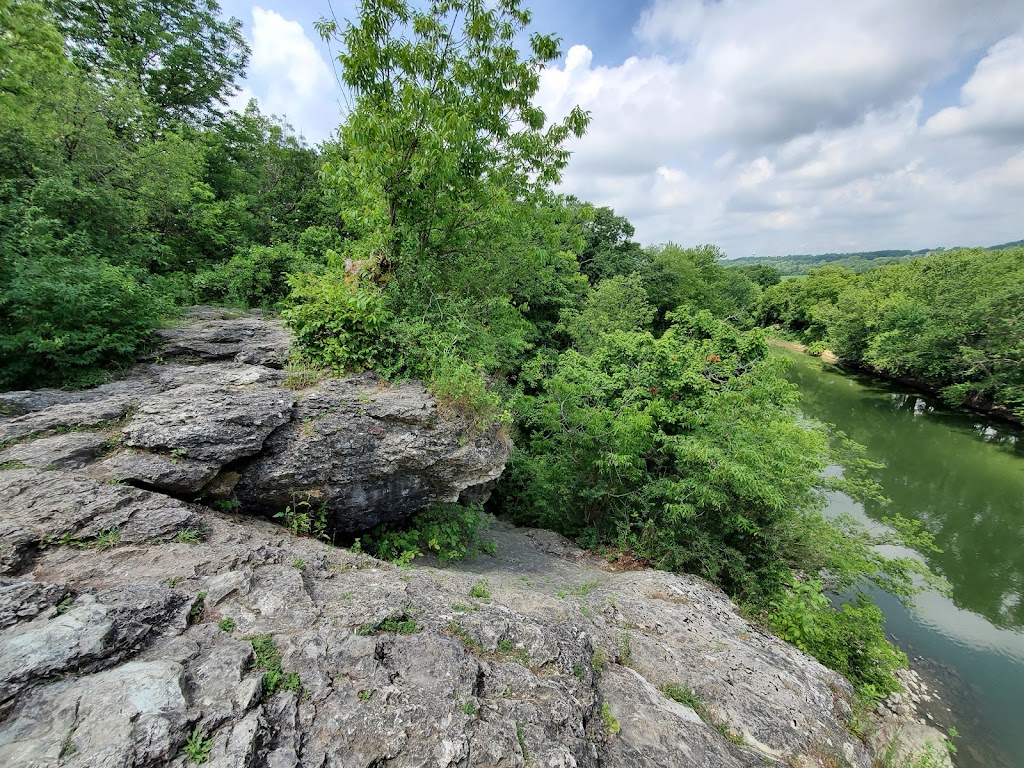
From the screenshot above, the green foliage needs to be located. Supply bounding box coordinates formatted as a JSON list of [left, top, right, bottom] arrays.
[[182, 724, 214, 764], [357, 614, 420, 636], [249, 634, 302, 695], [44, 0, 249, 126], [176, 526, 203, 545], [642, 243, 761, 328], [217, 617, 236, 633], [356, 502, 493, 565], [469, 581, 492, 600], [765, 578, 907, 700], [273, 495, 330, 541], [764, 248, 1024, 416], [502, 313, 832, 599], [660, 682, 702, 710], [562, 274, 655, 354], [0, 248, 162, 389], [600, 702, 620, 736], [189, 591, 207, 624], [287, 0, 592, 423], [194, 243, 314, 309], [570, 200, 645, 284]]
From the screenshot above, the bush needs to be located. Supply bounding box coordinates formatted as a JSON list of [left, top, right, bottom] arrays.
[[194, 243, 311, 309], [355, 503, 493, 565], [765, 577, 906, 699], [500, 313, 830, 599], [283, 270, 393, 373], [0, 247, 161, 389]]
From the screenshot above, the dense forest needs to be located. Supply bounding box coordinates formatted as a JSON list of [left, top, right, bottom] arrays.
[[7, 0, 1006, 705]]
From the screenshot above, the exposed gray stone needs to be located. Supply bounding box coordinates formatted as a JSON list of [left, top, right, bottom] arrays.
[[0, 578, 72, 630], [89, 449, 221, 494], [0, 469, 204, 574], [153, 307, 293, 368], [235, 377, 511, 533], [0, 660, 189, 767], [122, 382, 294, 464], [0, 397, 134, 446], [0, 431, 113, 470]]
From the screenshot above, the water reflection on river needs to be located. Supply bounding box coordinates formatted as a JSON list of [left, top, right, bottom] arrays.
[[780, 350, 1024, 768]]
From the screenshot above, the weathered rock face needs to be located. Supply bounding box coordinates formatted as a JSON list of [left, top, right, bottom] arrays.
[[0, 309, 509, 533], [0, 468, 877, 768], [235, 377, 510, 533]]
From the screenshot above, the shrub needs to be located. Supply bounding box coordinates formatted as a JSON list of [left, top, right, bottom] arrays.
[[356, 502, 493, 565], [193, 243, 310, 309], [0, 248, 161, 389], [765, 577, 906, 699]]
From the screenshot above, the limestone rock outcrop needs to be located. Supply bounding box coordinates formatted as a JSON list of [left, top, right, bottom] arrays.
[[0, 309, 509, 533]]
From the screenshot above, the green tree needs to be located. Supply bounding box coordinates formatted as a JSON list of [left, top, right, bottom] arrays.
[[562, 274, 655, 354], [571, 200, 645, 284], [293, 0, 591, 380], [43, 0, 249, 126], [643, 243, 760, 328]]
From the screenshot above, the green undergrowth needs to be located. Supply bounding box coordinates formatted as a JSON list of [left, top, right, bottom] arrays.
[[356, 613, 420, 636], [352, 502, 497, 566]]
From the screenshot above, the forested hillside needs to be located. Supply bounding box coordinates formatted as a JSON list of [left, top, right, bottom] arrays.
[[3, 0, 964, 704], [758, 251, 1024, 419], [726, 239, 1022, 275], [0, 0, 338, 389]]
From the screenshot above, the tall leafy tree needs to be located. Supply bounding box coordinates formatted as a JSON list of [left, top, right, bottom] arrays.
[[44, 0, 249, 125], [315, 0, 590, 276], [291, 0, 592, 375]]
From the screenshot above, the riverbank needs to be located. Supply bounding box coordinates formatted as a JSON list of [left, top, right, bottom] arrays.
[[768, 337, 1021, 426]]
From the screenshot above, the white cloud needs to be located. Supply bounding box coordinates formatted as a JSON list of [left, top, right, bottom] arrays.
[[540, 1, 1024, 255], [925, 34, 1024, 142], [244, 7, 339, 142]]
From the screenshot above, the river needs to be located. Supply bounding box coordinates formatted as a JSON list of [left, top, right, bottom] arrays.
[[779, 349, 1024, 768]]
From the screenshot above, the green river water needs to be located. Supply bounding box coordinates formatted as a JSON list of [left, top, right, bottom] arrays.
[[780, 349, 1024, 768]]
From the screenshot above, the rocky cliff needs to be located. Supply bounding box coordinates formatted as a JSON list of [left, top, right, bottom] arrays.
[[0, 310, 950, 767]]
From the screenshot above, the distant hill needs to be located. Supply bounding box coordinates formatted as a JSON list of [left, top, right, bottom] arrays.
[[725, 240, 1021, 275]]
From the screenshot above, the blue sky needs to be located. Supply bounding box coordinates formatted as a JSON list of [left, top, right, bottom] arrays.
[[219, 0, 1024, 257]]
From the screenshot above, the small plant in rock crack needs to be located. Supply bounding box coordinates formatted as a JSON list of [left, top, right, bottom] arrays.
[[189, 592, 207, 623], [182, 724, 214, 764], [176, 526, 204, 545], [218, 618, 236, 633], [248, 634, 302, 695], [357, 613, 419, 636], [93, 527, 121, 550], [469, 580, 491, 600], [274, 494, 330, 541], [601, 702, 621, 736]]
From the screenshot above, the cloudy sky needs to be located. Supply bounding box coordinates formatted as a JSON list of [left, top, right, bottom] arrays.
[[218, 0, 1024, 257]]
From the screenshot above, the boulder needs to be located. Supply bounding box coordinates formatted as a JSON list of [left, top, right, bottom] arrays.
[[234, 377, 511, 533], [0, 312, 509, 534]]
